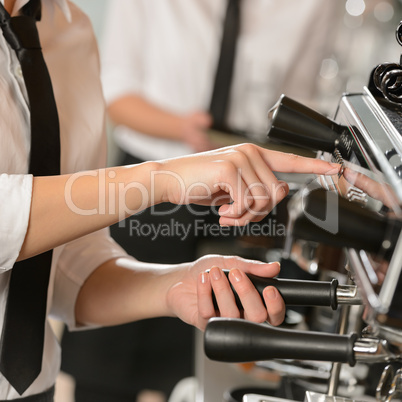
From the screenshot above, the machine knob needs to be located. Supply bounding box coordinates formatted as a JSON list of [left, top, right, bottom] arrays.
[[204, 318, 357, 366], [267, 95, 347, 153], [209, 270, 362, 311], [290, 188, 402, 259]]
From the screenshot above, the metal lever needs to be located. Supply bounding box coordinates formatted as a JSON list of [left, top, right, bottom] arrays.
[[204, 317, 357, 366], [204, 318, 401, 365], [210, 269, 362, 311]]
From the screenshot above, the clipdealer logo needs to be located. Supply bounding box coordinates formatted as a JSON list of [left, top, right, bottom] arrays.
[[128, 218, 286, 241], [64, 169, 149, 218], [63, 167, 287, 221]]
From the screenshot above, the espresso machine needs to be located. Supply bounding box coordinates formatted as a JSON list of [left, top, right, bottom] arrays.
[[203, 21, 402, 402]]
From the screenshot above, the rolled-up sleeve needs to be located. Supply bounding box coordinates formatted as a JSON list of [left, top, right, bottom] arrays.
[[0, 173, 33, 271], [51, 227, 130, 330]]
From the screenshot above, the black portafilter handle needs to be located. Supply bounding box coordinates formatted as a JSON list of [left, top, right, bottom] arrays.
[[210, 270, 340, 310], [290, 188, 402, 259], [204, 317, 357, 366], [267, 94, 347, 153]]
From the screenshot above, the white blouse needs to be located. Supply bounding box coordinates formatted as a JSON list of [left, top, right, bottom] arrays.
[[0, 0, 127, 398], [101, 0, 342, 161]]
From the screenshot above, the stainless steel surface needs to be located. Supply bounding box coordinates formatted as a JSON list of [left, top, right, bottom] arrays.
[[243, 88, 402, 399], [346, 187, 367, 205], [378, 231, 402, 311], [375, 365, 402, 401], [331, 89, 402, 333], [271, 88, 402, 400], [376, 365, 395, 401], [336, 286, 362, 305], [342, 88, 402, 201], [346, 249, 384, 313], [328, 304, 352, 396], [243, 396, 295, 402], [353, 338, 401, 363], [387, 368, 402, 401], [303, 391, 376, 402]]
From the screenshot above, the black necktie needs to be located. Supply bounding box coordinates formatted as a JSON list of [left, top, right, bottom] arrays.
[[0, 0, 60, 395], [209, 0, 241, 132]]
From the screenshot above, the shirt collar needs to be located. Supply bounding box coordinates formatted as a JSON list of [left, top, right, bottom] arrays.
[[2, 0, 71, 22], [52, 0, 71, 22]]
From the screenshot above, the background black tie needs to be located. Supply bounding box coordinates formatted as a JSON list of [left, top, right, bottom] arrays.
[[0, 0, 60, 395], [209, 0, 241, 132]]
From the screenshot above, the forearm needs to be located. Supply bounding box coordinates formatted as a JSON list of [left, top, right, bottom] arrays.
[[108, 95, 184, 141], [19, 144, 339, 261], [75, 257, 183, 326], [18, 161, 161, 261], [75, 254, 288, 330]]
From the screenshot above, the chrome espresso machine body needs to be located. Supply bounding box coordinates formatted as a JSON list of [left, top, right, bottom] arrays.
[[203, 22, 402, 402]]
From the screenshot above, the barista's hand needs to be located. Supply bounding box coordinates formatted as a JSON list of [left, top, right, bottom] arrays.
[[155, 143, 340, 226], [166, 254, 285, 331], [180, 111, 215, 152]]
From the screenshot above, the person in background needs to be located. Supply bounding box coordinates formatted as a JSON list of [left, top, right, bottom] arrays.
[[61, 1, 345, 401]]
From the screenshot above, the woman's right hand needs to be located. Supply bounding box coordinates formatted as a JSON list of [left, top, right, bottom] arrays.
[[153, 143, 340, 226]]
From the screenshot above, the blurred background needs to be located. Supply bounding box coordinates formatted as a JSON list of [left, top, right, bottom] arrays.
[[71, 0, 402, 169]]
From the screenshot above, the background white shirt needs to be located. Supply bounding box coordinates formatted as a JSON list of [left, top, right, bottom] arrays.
[[101, 0, 344, 161], [0, 0, 127, 398]]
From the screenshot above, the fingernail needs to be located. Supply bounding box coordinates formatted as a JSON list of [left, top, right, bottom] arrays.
[[210, 267, 221, 280], [272, 261, 281, 270], [230, 268, 243, 283], [200, 272, 209, 284], [266, 286, 277, 300]]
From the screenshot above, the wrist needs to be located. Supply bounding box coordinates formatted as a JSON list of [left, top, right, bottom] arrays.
[[164, 262, 190, 317], [117, 161, 164, 213], [146, 160, 168, 205]]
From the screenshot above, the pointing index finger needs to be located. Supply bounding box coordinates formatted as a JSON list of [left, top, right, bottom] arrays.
[[260, 149, 341, 175]]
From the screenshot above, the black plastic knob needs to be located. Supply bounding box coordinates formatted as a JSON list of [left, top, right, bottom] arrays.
[[210, 270, 339, 310], [290, 188, 402, 259], [267, 95, 346, 153], [204, 318, 357, 366]]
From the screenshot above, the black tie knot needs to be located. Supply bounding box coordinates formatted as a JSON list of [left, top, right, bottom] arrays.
[[1, 15, 41, 51], [21, 0, 42, 21]]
